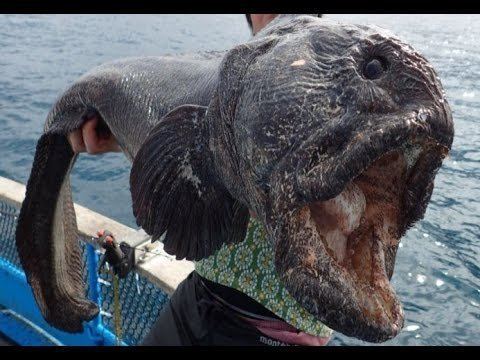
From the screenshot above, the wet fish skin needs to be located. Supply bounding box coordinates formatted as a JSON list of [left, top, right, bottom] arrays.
[[16, 15, 453, 341]]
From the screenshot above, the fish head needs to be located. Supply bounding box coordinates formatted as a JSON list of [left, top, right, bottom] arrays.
[[208, 15, 454, 342]]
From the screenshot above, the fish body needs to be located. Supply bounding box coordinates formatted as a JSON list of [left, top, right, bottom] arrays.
[[16, 15, 454, 342]]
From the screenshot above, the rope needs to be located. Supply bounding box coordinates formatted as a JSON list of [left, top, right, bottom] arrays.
[[111, 269, 122, 346], [90, 236, 176, 259], [94, 231, 175, 346]]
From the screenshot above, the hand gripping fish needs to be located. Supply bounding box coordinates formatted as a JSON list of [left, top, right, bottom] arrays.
[[15, 15, 454, 342]]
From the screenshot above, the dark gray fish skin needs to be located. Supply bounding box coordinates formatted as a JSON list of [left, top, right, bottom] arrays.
[[16, 15, 454, 342]]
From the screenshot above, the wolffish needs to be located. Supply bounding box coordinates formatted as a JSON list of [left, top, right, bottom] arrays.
[[15, 15, 454, 342]]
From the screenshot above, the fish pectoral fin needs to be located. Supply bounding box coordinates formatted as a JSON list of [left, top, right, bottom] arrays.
[[130, 104, 249, 261]]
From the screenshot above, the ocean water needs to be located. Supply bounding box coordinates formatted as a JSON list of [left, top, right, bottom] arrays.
[[0, 14, 478, 346]]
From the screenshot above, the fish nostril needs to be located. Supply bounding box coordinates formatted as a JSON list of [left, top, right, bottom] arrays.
[[363, 58, 385, 80]]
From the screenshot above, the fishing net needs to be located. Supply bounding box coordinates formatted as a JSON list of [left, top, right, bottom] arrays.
[[95, 258, 169, 345]]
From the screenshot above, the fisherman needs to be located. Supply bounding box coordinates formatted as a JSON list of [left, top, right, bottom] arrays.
[[68, 14, 332, 346]]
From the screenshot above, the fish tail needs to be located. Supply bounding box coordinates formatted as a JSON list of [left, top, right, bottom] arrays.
[[16, 132, 99, 333]]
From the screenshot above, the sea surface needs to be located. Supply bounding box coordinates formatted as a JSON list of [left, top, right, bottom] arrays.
[[0, 14, 478, 345]]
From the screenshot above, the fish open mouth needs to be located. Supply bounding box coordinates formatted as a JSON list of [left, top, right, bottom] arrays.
[[305, 149, 407, 336], [271, 136, 449, 342]]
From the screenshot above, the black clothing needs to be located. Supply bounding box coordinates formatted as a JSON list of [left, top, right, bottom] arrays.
[[140, 271, 290, 346]]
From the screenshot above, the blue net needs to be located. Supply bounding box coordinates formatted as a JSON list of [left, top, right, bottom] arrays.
[[96, 261, 169, 345]]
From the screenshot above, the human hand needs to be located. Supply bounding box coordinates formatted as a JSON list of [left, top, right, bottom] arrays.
[[68, 115, 121, 154]]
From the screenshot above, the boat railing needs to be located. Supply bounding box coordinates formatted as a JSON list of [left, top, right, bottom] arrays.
[[0, 175, 193, 346]]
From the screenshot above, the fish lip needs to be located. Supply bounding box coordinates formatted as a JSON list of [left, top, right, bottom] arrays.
[[291, 119, 450, 238], [267, 113, 451, 231], [295, 134, 449, 236], [291, 113, 452, 208]]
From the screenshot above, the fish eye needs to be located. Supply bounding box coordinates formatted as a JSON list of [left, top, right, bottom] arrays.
[[363, 58, 386, 80]]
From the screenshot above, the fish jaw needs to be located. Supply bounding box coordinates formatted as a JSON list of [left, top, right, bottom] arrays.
[[264, 135, 449, 342], [273, 210, 405, 343], [270, 150, 406, 342]]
